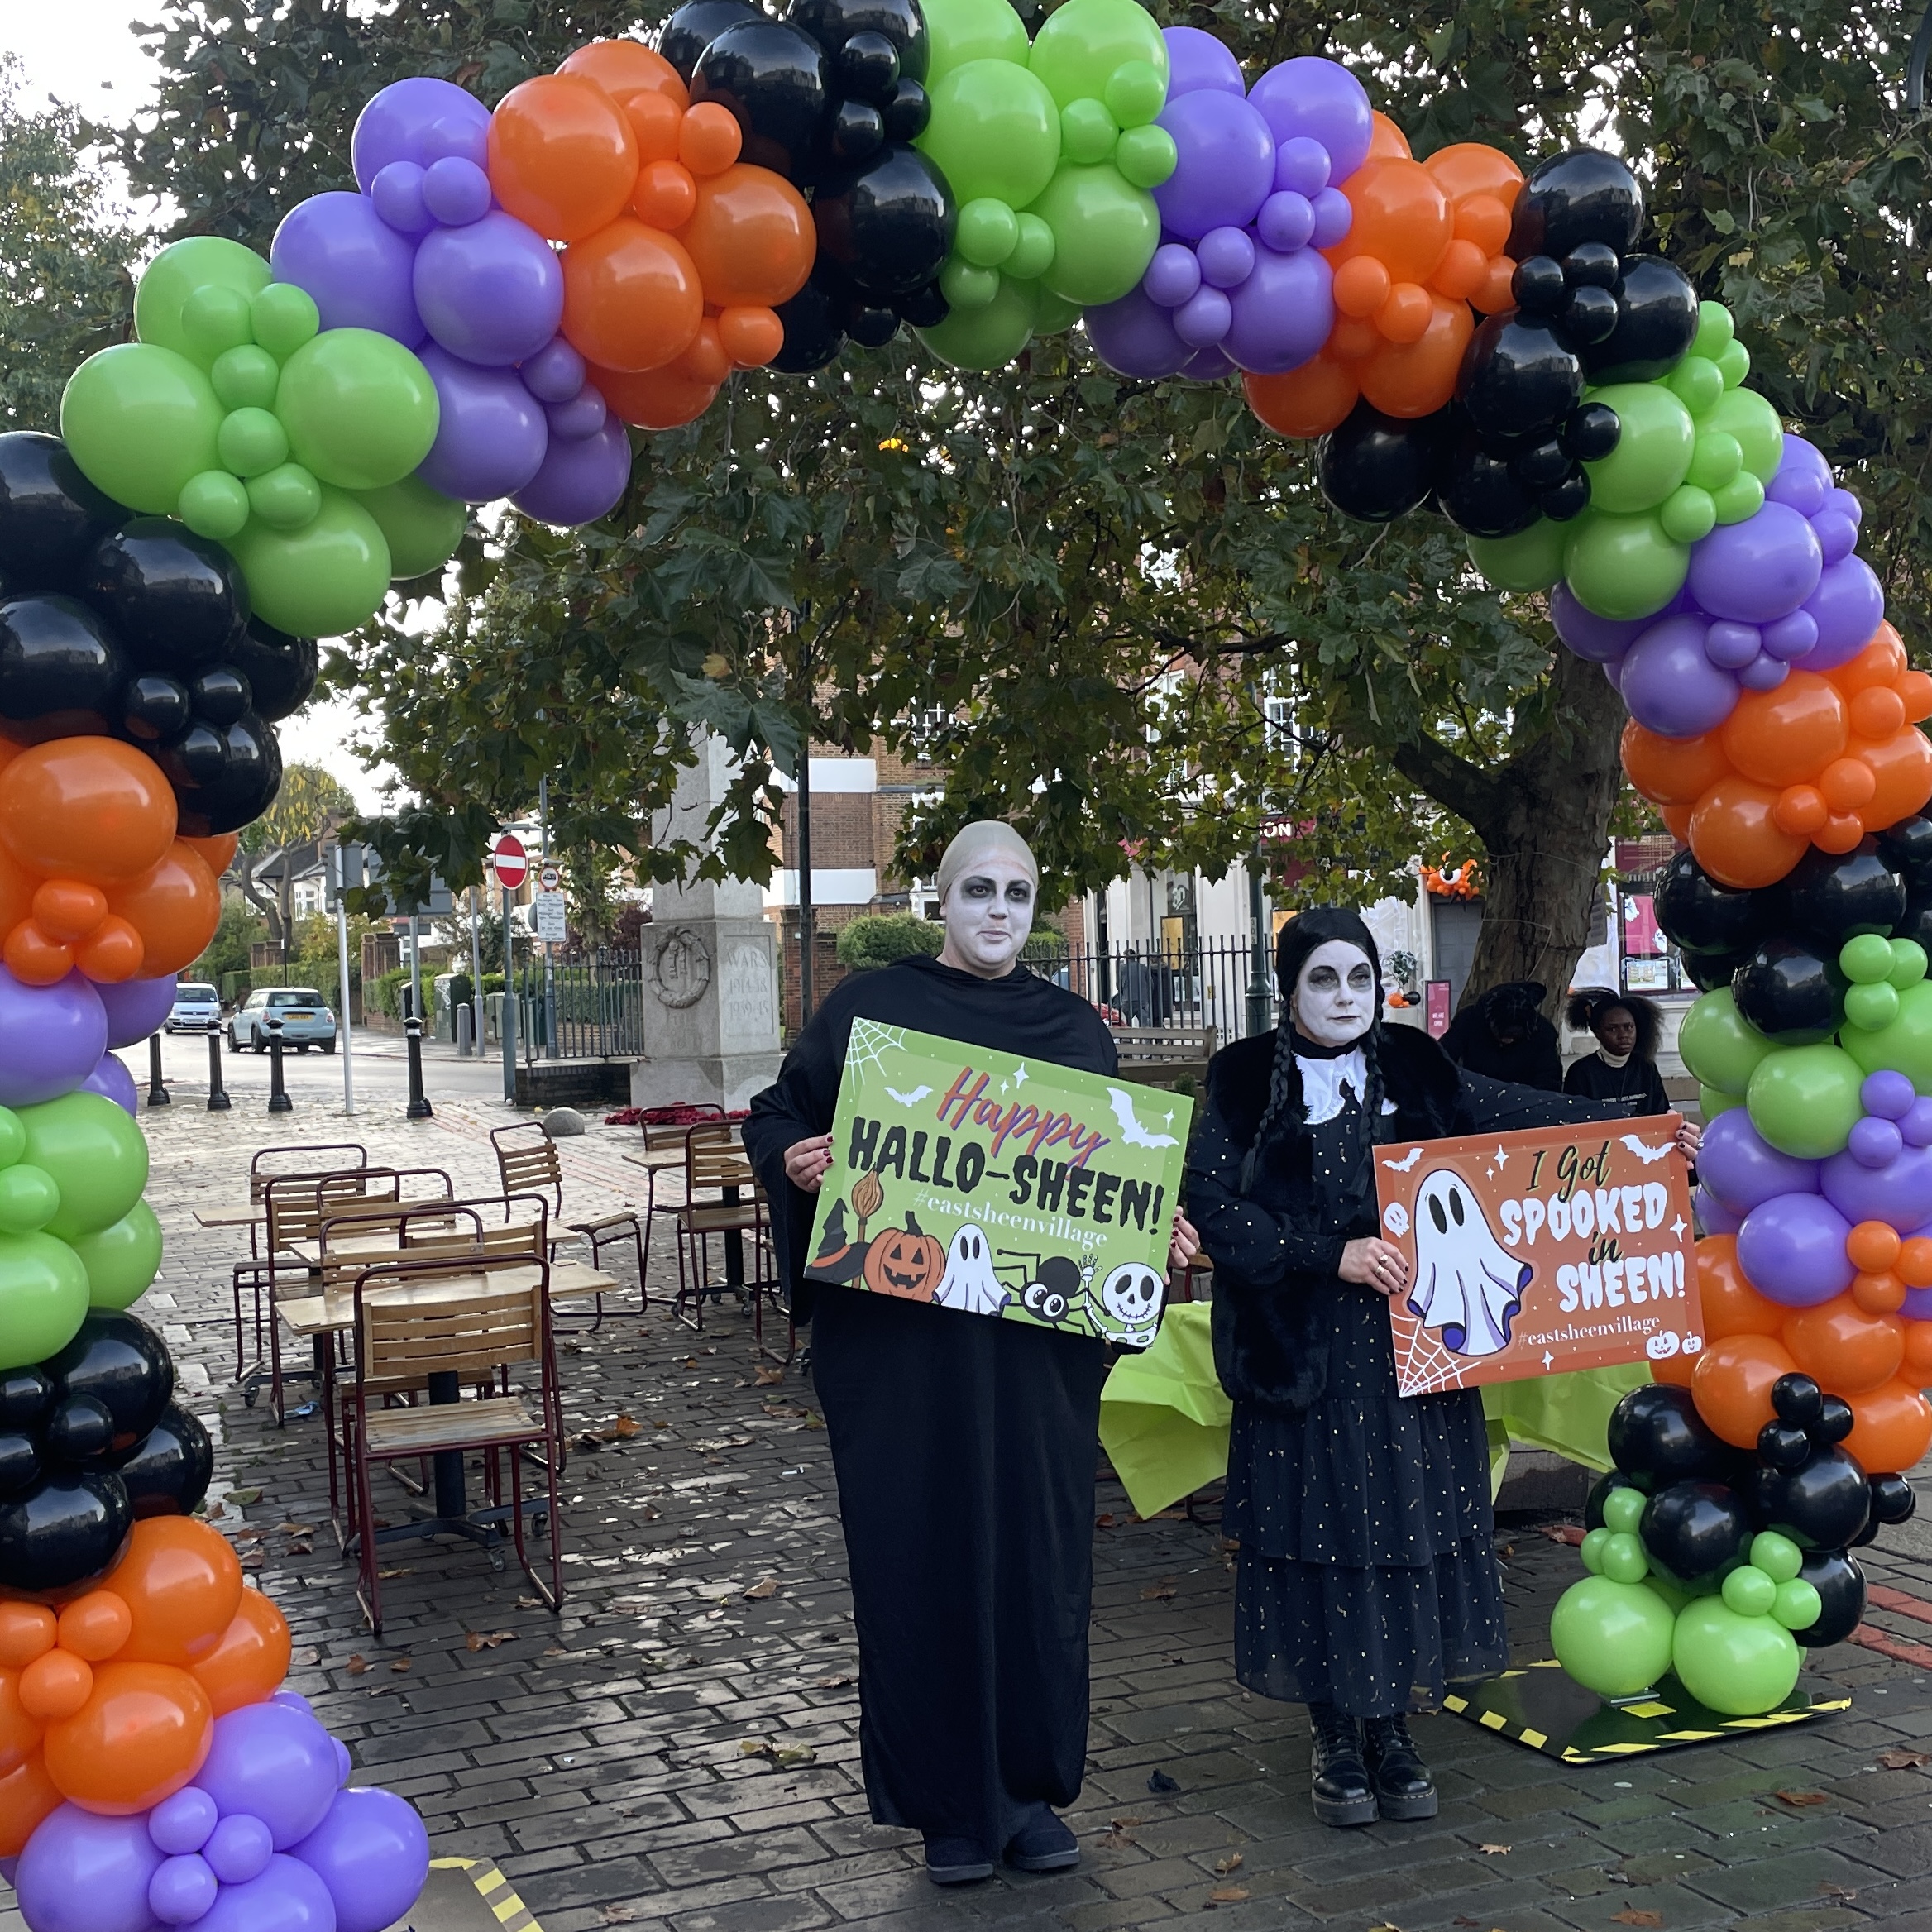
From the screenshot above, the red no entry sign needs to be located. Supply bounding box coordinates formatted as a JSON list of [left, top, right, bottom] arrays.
[[490, 833, 528, 891]]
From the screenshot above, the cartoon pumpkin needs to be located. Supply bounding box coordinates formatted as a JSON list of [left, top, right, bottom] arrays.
[[862, 1212, 944, 1300]]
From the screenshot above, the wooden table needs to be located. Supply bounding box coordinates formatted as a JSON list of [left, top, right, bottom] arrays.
[[280, 1255, 615, 1313], [194, 1203, 265, 1229]]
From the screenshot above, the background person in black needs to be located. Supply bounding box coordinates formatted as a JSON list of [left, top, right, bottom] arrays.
[[1440, 978, 1565, 1091], [1562, 987, 1671, 1117], [744, 820, 1197, 1887]]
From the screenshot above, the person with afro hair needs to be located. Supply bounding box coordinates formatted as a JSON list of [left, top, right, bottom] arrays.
[[1561, 987, 1670, 1117]]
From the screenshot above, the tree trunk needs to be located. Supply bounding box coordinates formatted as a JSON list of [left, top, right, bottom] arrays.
[[1389, 644, 1626, 1018], [239, 849, 285, 959]]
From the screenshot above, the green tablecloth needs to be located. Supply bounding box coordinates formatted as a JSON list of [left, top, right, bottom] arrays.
[[1098, 1303, 1647, 1520]]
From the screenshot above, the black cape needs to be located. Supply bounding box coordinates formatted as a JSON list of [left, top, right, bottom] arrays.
[[1440, 981, 1565, 1092], [743, 954, 1120, 1851]]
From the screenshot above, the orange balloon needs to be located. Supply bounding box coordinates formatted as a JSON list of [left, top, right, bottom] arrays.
[[1377, 280, 1434, 342], [1817, 810, 1866, 854], [112, 1519, 243, 1669], [0, 738, 177, 886], [74, 914, 145, 983], [1244, 356, 1358, 438], [1428, 237, 1487, 302], [1774, 784, 1829, 837], [680, 101, 744, 177], [1694, 1235, 1786, 1341], [1364, 111, 1411, 160], [0, 1604, 56, 1670], [632, 157, 697, 228], [590, 361, 721, 430], [1718, 672, 1846, 787], [1851, 686, 1906, 739], [1820, 755, 1877, 812], [1903, 1320, 1932, 1377], [1332, 254, 1391, 319], [57, 1592, 132, 1664], [1784, 1297, 1904, 1394], [42, 1661, 211, 1815], [717, 304, 783, 369], [188, 1587, 292, 1717], [1857, 727, 1932, 833], [622, 89, 686, 163], [1897, 668, 1932, 723], [0, 842, 34, 935], [1660, 801, 1694, 843], [1689, 775, 1809, 889], [1473, 256, 1517, 313], [107, 843, 220, 978], [0, 1670, 43, 1777], [1324, 157, 1451, 285], [1847, 1220, 1901, 1273], [1827, 623, 1906, 694], [0, 1752, 60, 1856], [680, 165, 815, 308], [1692, 1332, 1797, 1447], [557, 37, 688, 115], [177, 831, 237, 878], [1844, 1379, 1932, 1475], [1650, 1343, 1695, 1388], [1328, 313, 1381, 361], [31, 879, 107, 942], [1423, 141, 1523, 218], [1901, 1236, 1932, 1288], [1358, 294, 1472, 418], [19, 1651, 93, 1722], [488, 73, 640, 243], [1620, 720, 1732, 806], [672, 317, 730, 388], [562, 218, 703, 373], [1853, 1270, 1906, 1315]]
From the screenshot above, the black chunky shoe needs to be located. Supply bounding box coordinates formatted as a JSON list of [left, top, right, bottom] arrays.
[[1362, 1714, 1437, 1820], [1308, 1702, 1377, 1828], [924, 1835, 995, 1884], [1006, 1805, 1080, 1872]]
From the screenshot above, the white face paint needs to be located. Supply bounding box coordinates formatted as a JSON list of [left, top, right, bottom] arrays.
[[1408, 1168, 1531, 1357], [938, 855, 1035, 978], [1291, 940, 1376, 1048]]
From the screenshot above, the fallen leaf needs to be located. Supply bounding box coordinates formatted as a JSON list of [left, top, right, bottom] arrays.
[[802, 1410, 825, 1428], [543, 1644, 567, 1657], [1209, 1888, 1248, 1904], [1609, 1912, 1662, 1928], [773, 1744, 815, 1767], [1366, 1923, 1404, 1932], [1148, 1770, 1179, 1794], [1478, 1843, 1510, 1855], [1100, 1825, 1136, 1850], [286, 1540, 313, 1557], [1141, 1582, 1177, 1601], [376, 1566, 410, 1580], [390, 1657, 411, 1673], [651, 1418, 669, 1430], [1110, 1816, 1143, 1831], [274, 1521, 313, 1534], [754, 1366, 786, 1386], [517, 1595, 543, 1609], [1774, 1789, 1829, 1807], [1214, 1853, 1243, 1874], [237, 1551, 264, 1569], [606, 1414, 641, 1440], [575, 1432, 605, 1451], [1817, 1882, 1858, 1900], [1878, 1747, 1932, 1770], [465, 1630, 514, 1652], [744, 1576, 779, 1600], [228, 1487, 261, 1505], [815, 1675, 853, 1689], [1095, 1513, 1117, 1528], [297, 1647, 320, 1667], [1539, 1523, 1585, 1547]]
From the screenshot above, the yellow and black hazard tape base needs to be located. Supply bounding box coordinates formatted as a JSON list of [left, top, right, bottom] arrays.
[[1441, 1661, 1852, 1763], [385, 1856, 546, 1932]]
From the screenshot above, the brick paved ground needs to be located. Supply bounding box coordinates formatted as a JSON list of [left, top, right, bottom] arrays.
[[9, 1080, 1932, 1932]]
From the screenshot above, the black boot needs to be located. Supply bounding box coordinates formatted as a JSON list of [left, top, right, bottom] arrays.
[[1362, 1714, 1437, 1820], [1307, 1702, 1376, 1828]]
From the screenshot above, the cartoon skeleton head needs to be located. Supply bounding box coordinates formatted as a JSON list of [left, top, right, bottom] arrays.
[[1095, 1260, 1163, 1346], [1407, 1169, 1530, 1357], [933, 1221, 1011, 1317]]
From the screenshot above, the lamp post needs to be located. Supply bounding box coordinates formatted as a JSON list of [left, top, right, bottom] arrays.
[[1246, 845, 1274, 1038]]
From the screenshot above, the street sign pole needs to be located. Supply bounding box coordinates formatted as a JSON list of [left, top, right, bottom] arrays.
[[334, 843, 356, 1114], [489, 830, 529, 1102], [470, 885, 485, 1057], [538, 775, 555, 1064]]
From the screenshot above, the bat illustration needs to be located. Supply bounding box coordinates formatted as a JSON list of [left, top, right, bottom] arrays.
[[1380, 1147, 1424, 1173], [1105, 1086, 1178, 1148], [885, 1084, 933, 1107], [1620, 1135, 1673, 1166]]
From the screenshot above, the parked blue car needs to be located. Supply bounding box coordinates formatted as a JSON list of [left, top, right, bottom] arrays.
[[228, 987, 337, 1053]]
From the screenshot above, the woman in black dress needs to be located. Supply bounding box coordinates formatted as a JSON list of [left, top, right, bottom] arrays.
[[1186, 910, 1697, 1828], [1562, 988, 1671, 1117], [745, 821, 1196, 1885]]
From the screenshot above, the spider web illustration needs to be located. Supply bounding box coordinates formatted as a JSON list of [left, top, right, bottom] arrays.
[[846, 1018, 910, 1079], [1389, 1278, 1485, 1398]]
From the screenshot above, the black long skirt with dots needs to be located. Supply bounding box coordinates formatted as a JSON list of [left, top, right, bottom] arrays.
[[1225, 1126, 1509, 1718]]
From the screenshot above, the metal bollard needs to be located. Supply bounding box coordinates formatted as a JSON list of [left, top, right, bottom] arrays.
[[146, 1033, 170, 1107], [266, 1014, 292, 1114], [404, 1014, 433, 1120], [205, 1020, 230, 1111], [456, 1002, 474, 1056]]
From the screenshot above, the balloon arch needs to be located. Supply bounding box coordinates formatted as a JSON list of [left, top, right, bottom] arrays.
[[0, 0, 1928, 1901]]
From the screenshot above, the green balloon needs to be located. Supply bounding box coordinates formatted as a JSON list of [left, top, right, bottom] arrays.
[[180, 285, 256, 366], [1116, 122, 1178, 189], [1552, 1575, 1676, 1701], [68, 1200, 163, 1311], [1698, 1083, 1744, 1120], [1060, 97, 1118, 164], [1007, 212, 1056, 280], [1721, 1564, 1776, 1618], [1468, 518, 1566, 592], [916, 274, 1038, 370], [1103, 58, 1165, 128], [275, 328, 438, 491], [0, 1107, 22, 1168], [60, 343, 223, 514], [0, 1164, 59, 1235], [1678, 988, 1772, 1095], [1686, 429, 1743, 492], [247, 462, 324, 531], [1033, 288, 1083, 334], [1693, 300, 1735, 361], [1602, 1485, 1647, 1536], [227, 486, 392, 635], [1705, 385, 1783, 481], [922, 0, 1029, 84], [1658, 484, 1716, 545], [1771, 1577, 1822, 1632], [1671, 1597, 1800, 1715], [1579, 1526, 1610, 1574], [18, 1093, 149, 1240], [253, 282, 321, 359], [352, 475, 466, 581], [1750, 1531, 1803, 1583], [134, 236, 271, 364], [0, 1231, 90, 1373], [1845, 981, 1900, 1031], [940, 256, 1002, 308], [1030, 161, 1159, 306], [1891, 938, 1929, 989], [1842, 979, 1932, 1087], [1667, 354, 1724, 416], [1028, 0, 1168, 109], [1716, 337, 1751, 388], [956, 197, 1021, 267], [178, 470, 251, 543], [1842, 932, 1896, 984], [218, 405, 290, 478], [920, 59, 1062, 210], [1711, 471, 1765, 524], [1747, 1041, 1865, 1159], [1643, 1572, 1690, 1616], [1601, 1530, 1649, 1585], [1585, 382, 1695, 514], [211, 343, 282, 413], [1562, 509, 1689, 621]]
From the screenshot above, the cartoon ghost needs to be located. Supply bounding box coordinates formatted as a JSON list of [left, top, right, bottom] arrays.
[[1091, 1260, 1164, 1349], [933, 1222, 1011, 1316], [1407, 1169, 1530, 1357]]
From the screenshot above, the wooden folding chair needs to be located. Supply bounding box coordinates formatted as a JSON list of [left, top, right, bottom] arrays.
[[673, 1125, 778, 1347], [627, 1107, 726, 1290], [490, 1121, 645, 1314], [250, 1142, 371, 1203]]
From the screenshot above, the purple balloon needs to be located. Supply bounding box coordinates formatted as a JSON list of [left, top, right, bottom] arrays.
[[1255, 189, 1315, 253], [0, 967, 108, 1107], [1904, 1284, 1932, 1322], [1180, 345, 1235, 382], [1763, 610, 1819, 661], [1152, 91, 1277, 239], [204, 1814, 274, 1887], [1822, 1141, 1932, 1231], [1552, 581, 1648, 663], [1799, 554, 1885, 672], [1197, 225, 1255, 289], [269, 1691, 315, 1719], [150, 1788, 219, 1858], [421, 155, 492, 227], [1161, 25, 1246, 98], [351, 76, 491, 192], [332, 1738, 351, 1787], [519, 336, 586, 404], [1309, 186, 1351, 248], [1848, 1115, 1904, 1169], [1864, 1070, 1917, 1121], [1686, 501, 1825, 625], [1704, 619, 1762, 670], [1274, 136, 1330, 197], [1175, 285, 1231, 346], [270, 192, 425, 345], [1737, 1192, 1854, 1307], [289, 1789, 430, 1932], [1738, 653, 1789, 692], [1698, 1108, 1820, 1216], [82, 1050, 140, 1117], [1694, 1186, 1743, 1236], [509, 416, 632, 526], [546, 387, 608, 441], [198, 1705, 342, 1851], [369, 160, 430, 235], [1827, 485, 1863, 529], [1222, 243, 1332, 375], [1812, 509, 1859, 567], [1618, 614, 1741, 736], [1247, 57, 1373, 184], [413, 211, 564, 367], [150, 1853, 218, 1925], [414, 345, 548, 501], [1144, 242, 1201, 308], [1906, 1098, 1932, 1149], [1083, 286, 1194, 379], [15, 1805, 164, 1932], [1766, 433, 1833, 518], [195, 1856, 338, 1932], [96, 972, 178, 1049]]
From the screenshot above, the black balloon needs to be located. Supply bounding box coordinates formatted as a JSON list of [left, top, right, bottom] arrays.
[[1869, 1472, 1916, 1526], [812, 143, 955, 295], [1607, 1384, 1729, 1490], [1510, 255, 1567, 314], [121, 672, 193, 744], [45, 1312, 175, 1468], [691, 20, 830, 180], [170, 710, 284, 838], [1509, 149, 1645, 262], [844, 295, 901, 347], [1772, 1372, 1824, 1429], [189, 665, 252, 727], [1538, 469, 1590, 521], [826, 96, 885, 160], [789, 0, 930, 83], [1461, 314, 1585, 440], [1584, 1468, 1646, 1530], [1813, 1393, 1855, 1445], [1732, 937, 1843, 1040], [0, 1468, 132, 1595], [1681, 945, 1754, 992], [1640, 1479, 1753, 1581], [1561, 281, 1619, 346], [1318, 402, 1447, 523], [45, 1394, 117, 1466], [1757, 1419, 1813, 1471], [117, 1404, 213, 1519], [1589, 256, 1700, 383], [895, 277, 949, 329], [771, 271, 850, 372], [657, 0, 761, 83], [1563, 402, 1621, 463], [229, 621, 318, 724], [0, 1370, 50, 1430], [881, 76, 930, 142], [1783, 839, 1906, 949], [838, 31, 902, 100], [160, 719, 233, 791], [1758, 1444, 1871, 1548], [1895, 892, 1932, 959], [84, 518, 248, 668], [1437, 433, 1541, 538], [0, 594, 126, 738], [1653, 848, 1772, 959], [1877, 815, 1932, 892], [1794, 1547, 1865, 1646], [0, 1432, 41, 1498], [0, 431, 124, 593]]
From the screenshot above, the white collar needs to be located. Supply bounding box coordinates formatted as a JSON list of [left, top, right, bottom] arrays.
[[1295, 1047, 1398, 1124], [1599, 1049, 1633, 1069]]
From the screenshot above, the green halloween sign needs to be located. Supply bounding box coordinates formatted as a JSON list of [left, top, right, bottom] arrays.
[[806, 1020, 1193, 1346]]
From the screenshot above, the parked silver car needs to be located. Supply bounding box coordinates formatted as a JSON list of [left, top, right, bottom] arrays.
[[166, 982, 221, 1032], [228, 987, 337, 1053]]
